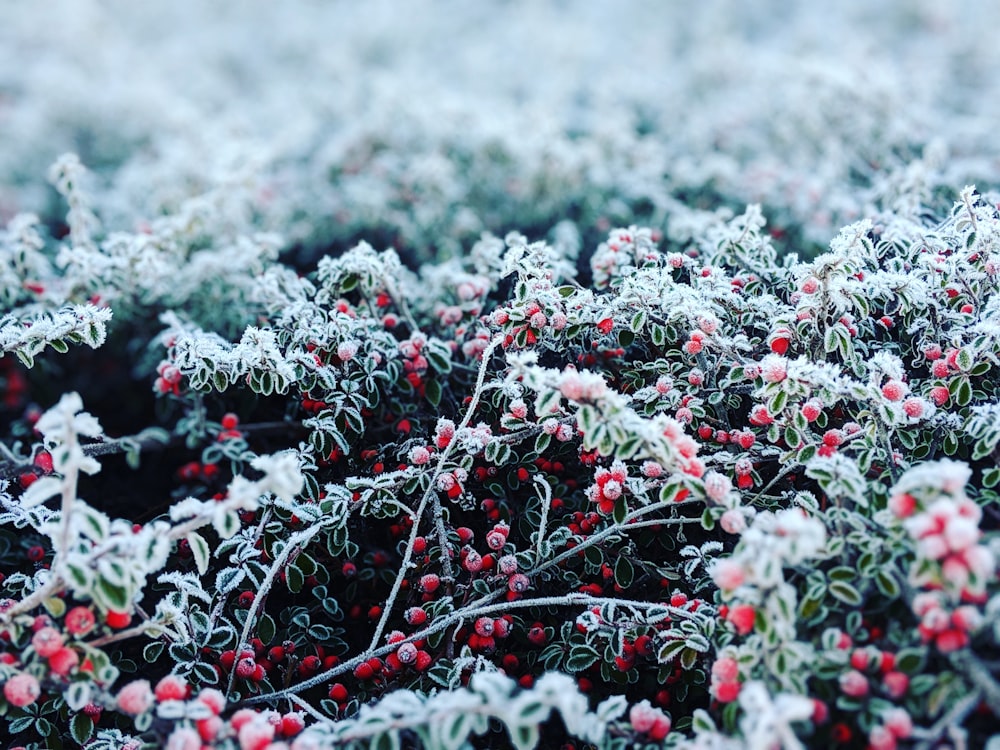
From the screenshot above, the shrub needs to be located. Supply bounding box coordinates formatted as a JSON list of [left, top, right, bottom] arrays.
[[1, 175, 999, 747], [2, 3, 1000, 748]]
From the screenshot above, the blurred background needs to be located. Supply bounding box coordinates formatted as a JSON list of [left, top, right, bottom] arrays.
[[2, 0, 999, 260]]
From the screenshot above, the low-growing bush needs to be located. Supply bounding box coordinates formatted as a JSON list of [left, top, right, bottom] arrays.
[[1, 163, 1000, 748], [3, 3, 1000, 748]]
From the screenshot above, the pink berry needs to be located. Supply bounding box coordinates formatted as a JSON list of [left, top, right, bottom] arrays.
[[116, 679, 153, 716], [396, 642, 418, 664], [902, 397, 924, 418], [197, 688, 227, 715], [882, 671, 909, 699], [507, 574, 530, 593], [849, 649, 869, 671], [726, 604, 755, 635], [881, 380, 905, 401], [838, 669, 869, 698], [931, 360, 951, 378], [155, 674, 188, 702], [711, 657, 739, 682], [3, 672, 40, 707], [822, 429, 843, 447], [30, 627, 63, 658]]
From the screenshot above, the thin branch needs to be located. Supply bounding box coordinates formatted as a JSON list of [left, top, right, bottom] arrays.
[[367, 334, 505, 652]]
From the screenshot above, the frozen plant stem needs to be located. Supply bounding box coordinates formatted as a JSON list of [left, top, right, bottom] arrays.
[[533, 474, 552, 562], [367, 334, 505, 652], [227, 523, 325, 698], [245, 592, 701, 707]]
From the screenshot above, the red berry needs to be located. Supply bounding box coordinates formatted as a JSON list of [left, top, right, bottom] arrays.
[[527, 625, 547, 646], [33, 451, 53, 474], [220, 650, 237, 670], [770, 336, 790, 355], [414, 650, 432, 671], [405, 607, 428, 626], [48, 646, 80, 676], [155, 675, 188, 702], [850, 649, 869, 671], [298, 655, 321, 676], [714, 680, 741, 702], [726, 604, 755, 635], [237, 591, 256, 608], [235, 657, 256, 679], [280, 712, 305, 737], [105, 610, 132, 629], [329, 683, 348, 702], [221, 413, 239, 430]]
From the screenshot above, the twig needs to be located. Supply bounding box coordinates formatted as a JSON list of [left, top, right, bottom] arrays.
[[367, 334, 505, 652], [243, 593, 704, 708]]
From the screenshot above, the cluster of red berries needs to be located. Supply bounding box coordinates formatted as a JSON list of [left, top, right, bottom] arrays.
[[17, 449, 53, 491]]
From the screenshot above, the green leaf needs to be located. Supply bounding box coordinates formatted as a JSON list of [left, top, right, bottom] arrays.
[[258, 613, 277, 645], [955, 377, 973, 407], [425, 379, 442, 407], [187, 532, 211, 576], [943, 431, 959, 456], [691, 709, 716, 733], [658, 639, 686, 664], [533, 432, 551, 456], [215, 510, 241, 539], [783, 425, 800, 448], [700, 506, 716, 530], [79, 505, 110, 542], [828, 566, 857, 581], [425, 348, 452, 373], [144, 641, 165, 663], [612, 496, 628, 525], [577, 405, 596, 433], [895, 648, 926, 675], [192, 661, 220, 685], [875, 570, 900, 599], [286, 564, 304, 593], [768, 389, 788, 415], [828, 580, 862, 606], [95, 578, 130, 611], [566, 645, 600, 672], [65, 681, 92, 711], [371, 730, 400, 750], [614, 556, 634, 588], [508, 724, 539, 750]]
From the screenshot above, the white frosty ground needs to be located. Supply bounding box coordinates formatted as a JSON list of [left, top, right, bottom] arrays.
[[1, 0, 999, 255]]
